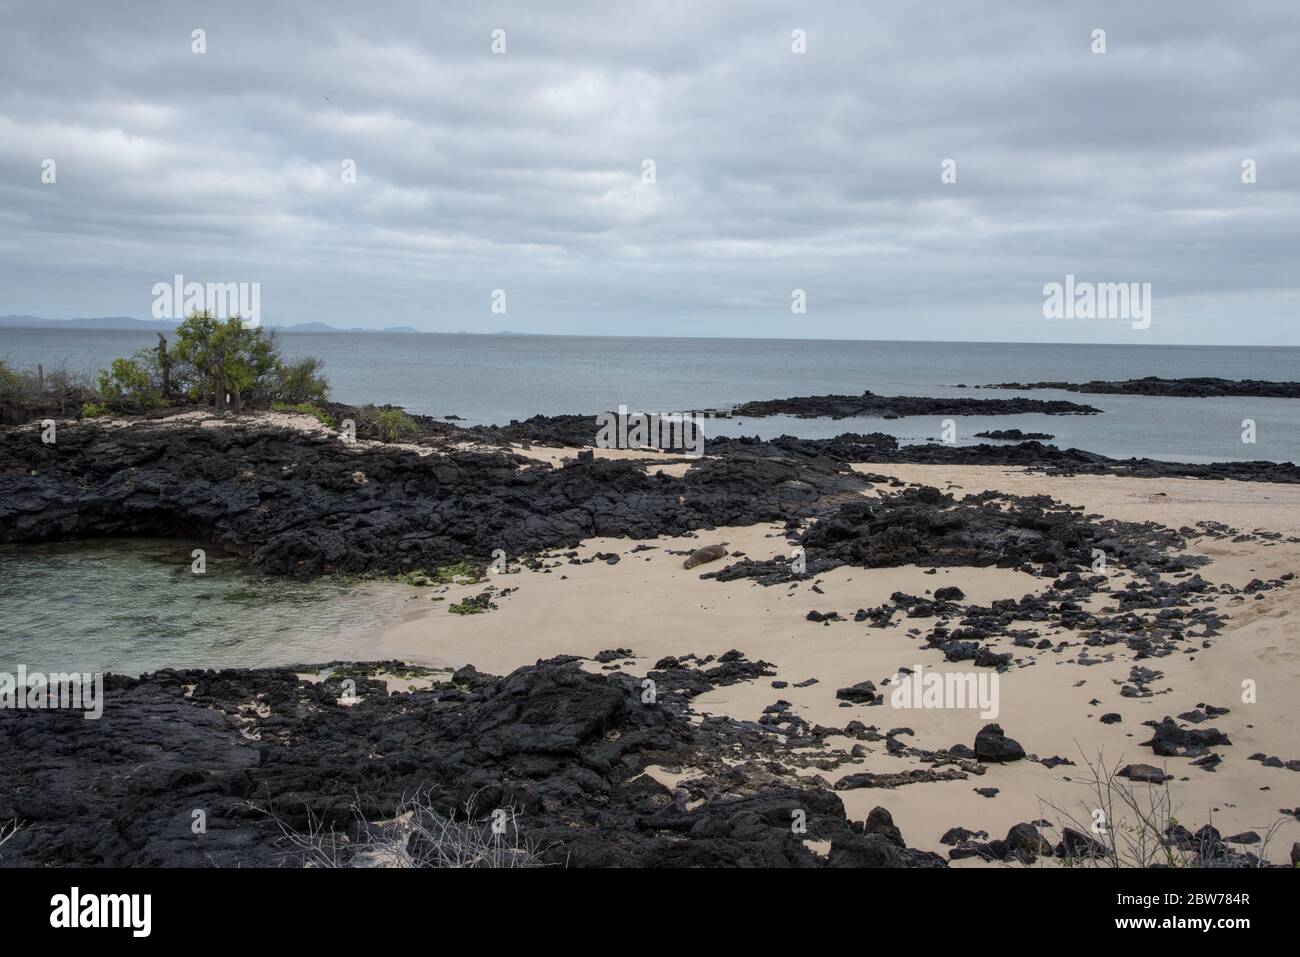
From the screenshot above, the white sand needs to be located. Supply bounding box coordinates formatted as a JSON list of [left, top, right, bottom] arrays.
[[361, 463, 1300, 864]]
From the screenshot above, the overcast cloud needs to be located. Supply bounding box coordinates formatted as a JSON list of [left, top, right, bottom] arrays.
[[1, 0, 1297, 344]]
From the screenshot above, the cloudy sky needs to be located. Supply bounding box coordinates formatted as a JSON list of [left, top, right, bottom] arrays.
[[1, 0, 1297, 344]]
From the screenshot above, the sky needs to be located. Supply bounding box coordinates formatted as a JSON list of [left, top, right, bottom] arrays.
[[0, 0, 1297, 344]]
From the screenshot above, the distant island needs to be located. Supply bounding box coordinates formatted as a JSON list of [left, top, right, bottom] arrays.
[[0, 315, 534, 335]]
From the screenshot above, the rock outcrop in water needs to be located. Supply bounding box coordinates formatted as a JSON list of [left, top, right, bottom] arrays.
[[973, 429, 1055, 441], [980, 377, 1300, 399], [728, 391, 1101, 419]]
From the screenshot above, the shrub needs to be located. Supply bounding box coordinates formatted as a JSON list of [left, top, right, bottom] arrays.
[[97, 353, 165, 413], [268, 356, 330, 406], [374, 407, 416, 442], [0, 359, 93, 403], [0, 360, 27, 402], [80, 402, 111, 419], [0, 360, 97, 423]]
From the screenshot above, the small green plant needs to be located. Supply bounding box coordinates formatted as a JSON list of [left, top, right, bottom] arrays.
[[271, 401, 333, 426], [431, 560, 486, 585], [80, 402, 111, 419], [374, 407, 416, 442], [448, 590, 497, 615]]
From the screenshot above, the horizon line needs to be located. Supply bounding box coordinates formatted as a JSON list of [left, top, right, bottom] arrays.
[[3, 314, 1299, 350]]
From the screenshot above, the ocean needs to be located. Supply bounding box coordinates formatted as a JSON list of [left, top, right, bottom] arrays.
[[3, 326, 1297, 463]]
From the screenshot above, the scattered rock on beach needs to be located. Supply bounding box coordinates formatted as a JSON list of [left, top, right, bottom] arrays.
[[835, 681, 881, 705], [974, 724, 1025, 763], [1143, 717, 1232, 758], [1118, 763, 1172, 784]]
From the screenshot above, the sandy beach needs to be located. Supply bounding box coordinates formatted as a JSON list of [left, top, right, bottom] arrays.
[[370, 458, 1300, 864]]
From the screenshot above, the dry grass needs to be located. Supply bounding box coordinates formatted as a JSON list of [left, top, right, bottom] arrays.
[[256, 790, 550, 869], [0, 819, 19, 860], [1040, 749, 1286, 868]]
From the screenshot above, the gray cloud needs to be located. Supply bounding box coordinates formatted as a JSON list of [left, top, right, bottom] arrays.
[[1, 0, 1297, 343]]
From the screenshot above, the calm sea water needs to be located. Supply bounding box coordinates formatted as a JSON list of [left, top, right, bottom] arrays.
[[0, 540, 413, 676], [3, 326, 1297, 463]]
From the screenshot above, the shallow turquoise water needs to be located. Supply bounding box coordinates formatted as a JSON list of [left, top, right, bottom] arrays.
[[0, 539, 411, 676]]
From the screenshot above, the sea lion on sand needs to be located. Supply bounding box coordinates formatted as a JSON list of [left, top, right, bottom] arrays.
[[683, 543, 728, 569]]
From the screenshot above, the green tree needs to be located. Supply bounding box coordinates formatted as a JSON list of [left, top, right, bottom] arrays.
[[174, 311, 228, 409], [102, 312, 332, 416], [174, 312, 299, 414]]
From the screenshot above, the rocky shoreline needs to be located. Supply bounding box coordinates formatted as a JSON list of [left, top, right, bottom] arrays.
[[0, 413, 867, 577], [5, 410, 1298, 579], [361, 401, 1300, 484], [2, 404, 1297, 868]]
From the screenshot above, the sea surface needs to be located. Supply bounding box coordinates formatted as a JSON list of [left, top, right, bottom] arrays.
[[3, 326, 1298, 463], [3, 327, 1297, 674]]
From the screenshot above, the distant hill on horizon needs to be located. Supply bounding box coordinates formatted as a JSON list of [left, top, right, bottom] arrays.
[[0, 314, 178, 331], [0, 315, 459, 334]]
